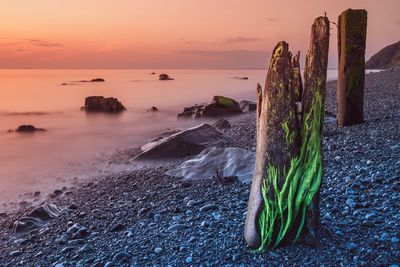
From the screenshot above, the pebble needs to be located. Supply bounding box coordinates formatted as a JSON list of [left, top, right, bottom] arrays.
[[154, 247, 163, 254], [185, 256, 193, 264], [199, 204, 218, 212], [112, 251, 131, 262], [168, 224, 189, 231], [186, 200, 198, 207]]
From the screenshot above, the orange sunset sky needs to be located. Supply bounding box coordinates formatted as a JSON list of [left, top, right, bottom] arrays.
[[0, 0, 399, 69]]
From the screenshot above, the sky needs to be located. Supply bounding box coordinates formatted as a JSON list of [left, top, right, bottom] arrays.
[[0, 0, 399, 69]]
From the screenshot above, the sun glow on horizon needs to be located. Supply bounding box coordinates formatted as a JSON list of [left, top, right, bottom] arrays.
[[0, 0, 399, 69]]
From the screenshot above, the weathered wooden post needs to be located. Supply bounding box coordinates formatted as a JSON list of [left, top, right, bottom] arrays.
[[245, 16, 329, 251], [337, 9, 368, 126]]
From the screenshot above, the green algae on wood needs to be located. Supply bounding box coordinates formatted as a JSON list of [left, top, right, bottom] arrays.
[[337, 9, 368, 126], [245, 16, 329, 251]]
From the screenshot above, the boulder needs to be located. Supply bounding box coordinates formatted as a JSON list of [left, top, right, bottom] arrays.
[[13, 203, 63, 233], [212, 118, 231, 129], [166, 147, 255, 183], [159, 73, 174, 80], [178, 96, 242, 119], [15, 125, 46, 133], [135, 124, 232, 159], [240, 100, 257, 112], [83, 96, 126, 113]]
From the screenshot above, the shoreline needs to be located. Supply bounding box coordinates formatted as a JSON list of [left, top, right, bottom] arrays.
[[0, 69, 399, 265]]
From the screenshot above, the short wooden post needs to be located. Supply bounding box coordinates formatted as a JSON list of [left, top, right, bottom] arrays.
[[245, 16, 329, 251]]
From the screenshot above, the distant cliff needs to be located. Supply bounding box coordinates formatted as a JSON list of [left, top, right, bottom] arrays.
[[366, 41, 400, 69]]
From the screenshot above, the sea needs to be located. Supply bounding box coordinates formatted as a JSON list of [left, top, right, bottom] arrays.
[[0, 68, 374, 209]]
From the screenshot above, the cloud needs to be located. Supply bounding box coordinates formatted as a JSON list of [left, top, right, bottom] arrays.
[[0, 38, 64, 48], [24, 39, 64, 47], [223, 36, 262, 44], [184, 37, 261, 46], [266, 17, 278, 22]]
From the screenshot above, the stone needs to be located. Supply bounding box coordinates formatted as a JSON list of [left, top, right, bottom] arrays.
[[148, 106, 159, 112], [212, 118, 231, 129], [135, 124, 232, 159], [15, 125, 46, 133], [112, 251, 131, 263], [239, 100, 256, 112], [166, 147, 255, 183], [199, 204, 218, 212], [159, 73, 174, 80], [177, 96, 242, 118], [185, 257, 193, 264], [83, 96, 126, 113], [154, 247, 163, 254], [13, 203, 62, 233]]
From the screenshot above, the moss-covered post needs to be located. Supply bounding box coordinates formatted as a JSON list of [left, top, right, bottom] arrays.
[[337, 9, 368, 126], [245, 16, 329, 251]]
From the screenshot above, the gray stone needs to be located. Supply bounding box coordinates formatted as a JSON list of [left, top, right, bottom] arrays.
[[135, 124, 232, 159], [166, 147, 255, 183]]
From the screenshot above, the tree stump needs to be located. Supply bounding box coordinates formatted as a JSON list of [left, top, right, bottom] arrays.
[[337, 9, 368, 126], [245, 16, 329, 251]]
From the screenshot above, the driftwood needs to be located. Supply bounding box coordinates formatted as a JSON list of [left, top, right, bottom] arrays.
[[337, 9, 368, 126], [245, 16, 329, 251]]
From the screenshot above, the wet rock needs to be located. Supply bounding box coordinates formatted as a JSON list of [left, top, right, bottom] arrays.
[[159, 73, 174, 80], [13, 203, 62, 233], [135, 124, 232, 159], [166, 147, 254, 183], [15, 125, 46, 133], [178, 96, 242, 118], [148, 106, 159, 112], [83, 96, 126, 113]]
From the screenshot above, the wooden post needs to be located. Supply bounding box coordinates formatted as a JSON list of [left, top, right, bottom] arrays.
[[245, 16, 329, 251], [337, 9, 368, 126]]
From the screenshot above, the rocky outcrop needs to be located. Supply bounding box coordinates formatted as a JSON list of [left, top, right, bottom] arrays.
[[13, 203, 63, 233], [83, 96, 126, 113], [366, 41, 400, 69], [166, 147, 255, 183], [135, 124, 232, 159], [178, 96, 242, 119], [159, 74, 174, 80]]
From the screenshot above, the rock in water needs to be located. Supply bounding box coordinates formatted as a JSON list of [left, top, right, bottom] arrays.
[[202, 96, 242, 117], [15, 125, 46, 133], [83, 96, 126, 113], [166, 147, 255, 183], [178, 96, 242, 118], [159, 73, 174, 80], [13, 203, 63, 233], [90, 78, 105, 82], [239, 100, 256, 113], [135, 124, 232, 159]]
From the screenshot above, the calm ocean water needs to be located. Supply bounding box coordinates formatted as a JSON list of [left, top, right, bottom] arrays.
[[0, 68, 343, 208]]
